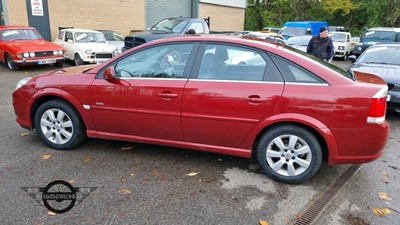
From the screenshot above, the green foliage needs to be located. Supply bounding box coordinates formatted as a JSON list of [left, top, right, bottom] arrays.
[[245, 0, 400, 34]]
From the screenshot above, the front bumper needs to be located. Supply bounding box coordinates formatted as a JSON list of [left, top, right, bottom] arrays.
[[334, 51, 346, 57], [14, 56, 66, 65]]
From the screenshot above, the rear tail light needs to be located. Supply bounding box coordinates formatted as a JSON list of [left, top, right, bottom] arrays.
[[367, 86, 388, 123]]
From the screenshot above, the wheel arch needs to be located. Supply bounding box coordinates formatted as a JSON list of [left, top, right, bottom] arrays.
[[30, 91, 91, 130], [247, 114, 339, 163]]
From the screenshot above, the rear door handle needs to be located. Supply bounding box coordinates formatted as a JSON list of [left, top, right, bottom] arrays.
[[157, 92, 178, 98], [245, 95, 266, 104]]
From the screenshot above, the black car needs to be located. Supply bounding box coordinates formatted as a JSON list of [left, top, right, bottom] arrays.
[[352, 27, 400, 57]]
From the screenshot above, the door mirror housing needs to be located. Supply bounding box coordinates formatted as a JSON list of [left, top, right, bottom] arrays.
[[104, 66, 115, 80]]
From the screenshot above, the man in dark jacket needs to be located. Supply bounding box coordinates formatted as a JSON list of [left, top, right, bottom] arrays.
[[306, 26, 334, 62]]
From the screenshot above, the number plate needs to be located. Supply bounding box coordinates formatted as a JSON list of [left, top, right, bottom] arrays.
[[387, 95, 391, 101], [38, 59, 56, 64]]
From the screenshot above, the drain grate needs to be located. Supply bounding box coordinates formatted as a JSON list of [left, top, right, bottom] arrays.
[[293, 164, 361, 225]]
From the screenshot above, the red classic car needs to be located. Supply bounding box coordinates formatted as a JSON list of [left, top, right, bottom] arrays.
[[12, 35, 389, 183], [0, 25, 66, 70]]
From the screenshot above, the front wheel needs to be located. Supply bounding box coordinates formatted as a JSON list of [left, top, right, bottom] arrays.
[[34, 99, 86, 150], [6, 53, 20, 71], [343, 52, 348, 61], [256, 125, 322, 184], [74, 53, 84, 66]]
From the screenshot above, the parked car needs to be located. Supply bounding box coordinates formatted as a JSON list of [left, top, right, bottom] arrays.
[[54, 28, 119, 66], [281, 21, 329, 40], [352, 27, 400, 57], [0, 25, 66, 70], [348, 43, 400, 112], [13, 35, 389, 184], [245, 31, 286, 44], [261, 27, 281, 34], [329, 31, 354, 60], [97, 30, 124, 53], [286, 35, 312, 52]]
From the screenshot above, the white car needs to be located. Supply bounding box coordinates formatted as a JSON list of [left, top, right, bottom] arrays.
[[329, 31, 354, 60], [54, 29, 119, 66]]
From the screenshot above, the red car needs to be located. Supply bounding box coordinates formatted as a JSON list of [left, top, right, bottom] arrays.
[[0, 25, 66, 70], [12, 35, 389, 183]]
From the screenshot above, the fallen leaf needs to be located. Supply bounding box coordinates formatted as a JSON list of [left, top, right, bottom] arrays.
[[20, 132, 29, 137], [119, 188, 131, 194], [378, 192, 392, 201], [381, 176, 390, 184], [372, 208, 384, 217], [381, 208, 392, 214], [47, 211, 57, 216], [130, 173, 135, 177], [68, 180, 75, 184], [121, 145, 135, 150], [382, 171, 389, 176], [187, 172, 199, 177], [83, 157, 91, 163], [41, 154, 52, 160], [259, 221, 269, 225]]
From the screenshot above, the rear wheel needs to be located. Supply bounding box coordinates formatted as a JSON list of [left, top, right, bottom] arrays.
[[34, 99, 86, 150], [256, 125, 322, 184], [6, 53, 20, 71]]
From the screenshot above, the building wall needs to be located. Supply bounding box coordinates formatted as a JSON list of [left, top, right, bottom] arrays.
[[5, 0, 145, 40], [198, 3, 244, 32]]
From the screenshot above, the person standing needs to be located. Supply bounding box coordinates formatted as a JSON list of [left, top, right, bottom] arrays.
[[306, 26, 334, 62]]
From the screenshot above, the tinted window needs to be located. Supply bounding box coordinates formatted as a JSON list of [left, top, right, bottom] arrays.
[[114, 43, 194, 78], [270, 55, 324, 83], [197, 44, 267, 81], [65, 32, 73, 42]]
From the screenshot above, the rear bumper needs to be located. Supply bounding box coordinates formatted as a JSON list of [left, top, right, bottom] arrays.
[[328, 121, 390, 164]]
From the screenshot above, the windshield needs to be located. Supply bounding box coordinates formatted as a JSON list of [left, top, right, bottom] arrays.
[[150, 18, 188, 33], [102, 31, 123, 41], [330, 33, 346, 42], [74, 32, 106, 43], [1, 29, 42, 40], [281, 27, 307, 36], [358, 46, 400, 65], [287, 36, 312, 45], [363, 30, 396, 42]]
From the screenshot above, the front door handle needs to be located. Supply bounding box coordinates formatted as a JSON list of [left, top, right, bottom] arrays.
[[157, 92, 178, 99], [245, 95, 266, 104]]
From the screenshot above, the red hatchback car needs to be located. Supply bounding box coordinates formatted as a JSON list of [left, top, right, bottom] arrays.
[[0, 25, 66, 70], [12, 35, 389, 183]]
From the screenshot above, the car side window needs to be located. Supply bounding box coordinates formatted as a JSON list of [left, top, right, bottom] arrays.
[[58, 31, 64, 40], [270, 55, 324, 83], [187, 23, 204, 34], [197, 44, 267, 81], [65, 32, 73, 42], [114, 43, 194, 78]]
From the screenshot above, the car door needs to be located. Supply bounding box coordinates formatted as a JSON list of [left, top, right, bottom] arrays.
[[90, 42, 197, 141], [54, 31, 74, 60], [181, 43, 284, 148]]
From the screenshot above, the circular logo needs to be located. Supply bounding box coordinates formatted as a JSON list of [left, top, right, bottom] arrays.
[[42, 180, 76, 213]]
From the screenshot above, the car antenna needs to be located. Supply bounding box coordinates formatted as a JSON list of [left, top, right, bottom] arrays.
[[272, 27, 285, 48]]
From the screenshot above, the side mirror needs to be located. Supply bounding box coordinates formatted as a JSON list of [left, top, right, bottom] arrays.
[[104, 66, 115, 80], [186, 29, 196, 34], [348, 55, 357, 63]]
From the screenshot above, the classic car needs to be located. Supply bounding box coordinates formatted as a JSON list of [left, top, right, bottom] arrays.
[[54, 28, 119, 66], [329, 31, 354, 60], [0, 25, 66, 70], [97, 30, 124, 53], [348, 43, 400, 113], [13, 35, 389, 184]]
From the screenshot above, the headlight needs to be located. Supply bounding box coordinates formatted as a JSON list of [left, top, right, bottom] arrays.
[[23, 52, 29, 58], [16, 77, 32, 90], [113, 49, 119, 55], [29, 52, 35, 57], [338, 46, 345, 50], [58, 50, 63, 55], [85, 49, 92, 54], [53, 50, 58, 55], [357, 46, 362, 51]]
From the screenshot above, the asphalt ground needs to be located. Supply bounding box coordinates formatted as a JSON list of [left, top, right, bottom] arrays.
[[0, 59, 398, 225]]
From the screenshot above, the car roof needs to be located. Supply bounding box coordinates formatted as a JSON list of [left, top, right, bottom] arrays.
[[0, 25, 35, 30], [329, 31, 350, 34], [367, 27, 400, 32], [60, 28, 102, 33], [371, 43, 400, 47]]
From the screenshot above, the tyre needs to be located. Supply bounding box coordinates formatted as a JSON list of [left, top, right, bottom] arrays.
[[6, 53, 20, 71], [256, 125, 322, 184], [74, 53, 84, 66], [53, 61, 64, 68], [34, 99, 86, 150], [343, 52, 348, 61]]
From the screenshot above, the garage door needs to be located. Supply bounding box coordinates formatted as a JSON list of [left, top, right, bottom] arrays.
[[146, 0, 192, 29]]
